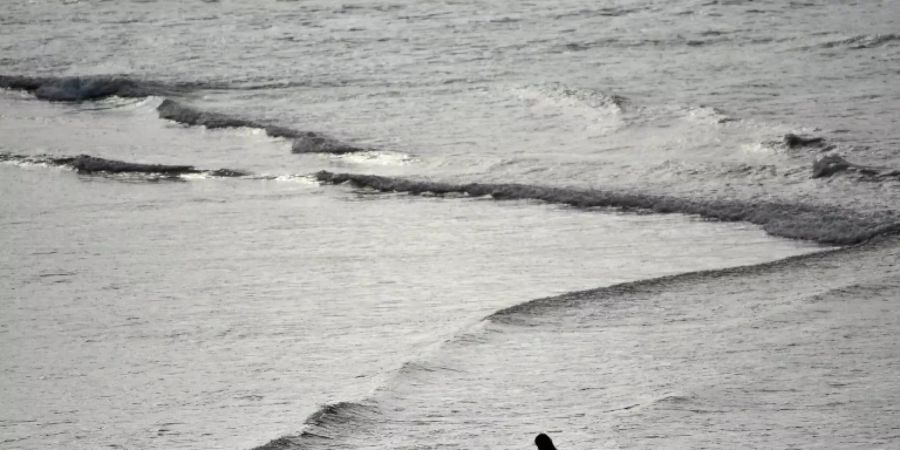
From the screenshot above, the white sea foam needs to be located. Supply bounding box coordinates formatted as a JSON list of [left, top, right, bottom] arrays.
[[332, 150, 414, 166], [270, 174, 319, 184]]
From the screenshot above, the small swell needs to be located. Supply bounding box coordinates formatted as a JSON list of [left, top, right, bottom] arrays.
[[314, 171, 900, 246], [304, 401, 377, 429], [819, 33, 900, 49], [157, 99, 367, 154], [556, 34, 730, 51], [332, 150, 414, 166], [653, 394, 694, 404], [553, 6, 640, 19], [485, 245, 854, 324], [251, 401, 378, 450]]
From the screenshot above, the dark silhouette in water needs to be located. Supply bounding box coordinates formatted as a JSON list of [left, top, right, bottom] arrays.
[[535, 433, 558, 450]]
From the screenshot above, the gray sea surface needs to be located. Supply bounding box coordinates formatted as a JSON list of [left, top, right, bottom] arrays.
[[1, 0, 899, 449]]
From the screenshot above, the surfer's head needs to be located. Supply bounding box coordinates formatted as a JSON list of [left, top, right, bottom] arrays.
[[535, 433, 557, 450]]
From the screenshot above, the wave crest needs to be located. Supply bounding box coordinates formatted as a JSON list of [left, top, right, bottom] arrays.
[[251, 401, 377, 450], [314, 171, 900, 245]]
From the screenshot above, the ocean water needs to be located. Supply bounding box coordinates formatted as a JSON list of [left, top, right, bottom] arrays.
[[1, 1, 898, 449]]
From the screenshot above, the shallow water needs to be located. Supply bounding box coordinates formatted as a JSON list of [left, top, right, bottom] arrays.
[[2, 0, 899, 449], [324, 239, 900, 449], [0, 161, 824, 449]]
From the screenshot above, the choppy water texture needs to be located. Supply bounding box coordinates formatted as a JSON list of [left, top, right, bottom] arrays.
[[1, 0, 899, 449]]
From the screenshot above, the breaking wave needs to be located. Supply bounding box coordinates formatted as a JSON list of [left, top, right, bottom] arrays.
[[514, 83, 627, 113], [0, 74, 196, 102], [4, 150, 896, 244], [1, 75, 370, 155], [157, 99, 368, 154], [252, 401, 378, 450], [0, 153, 249, 178]]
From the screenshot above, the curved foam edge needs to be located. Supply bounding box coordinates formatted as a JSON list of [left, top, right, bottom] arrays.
[[314, 170, 900, 246]]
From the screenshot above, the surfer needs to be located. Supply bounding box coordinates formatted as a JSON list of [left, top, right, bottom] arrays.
[[535, 433, 558, 450]]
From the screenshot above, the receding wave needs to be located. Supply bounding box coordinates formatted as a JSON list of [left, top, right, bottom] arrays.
[[0, 74, 194, 102], [251, 401, 378, 450], [314, 171, 900, 245], [0, 153, 248, 178], [157, 99, 368, 154]]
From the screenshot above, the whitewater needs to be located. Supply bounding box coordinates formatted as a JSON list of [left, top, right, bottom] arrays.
[[1, 1, 898, 449]]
